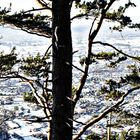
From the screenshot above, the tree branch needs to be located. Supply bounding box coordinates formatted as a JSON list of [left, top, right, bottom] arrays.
[[73, 0, 116, 109], [71, 13, 89, 20], [24, 78, 52, 119], [0, 73, 52, 120], [73, 86, 140, 140], [20, 26, 51, 38], [35, 0, 50, 8], [43, 44, 52, 59], [68, 118, 86, 126], [21, 7, 52, 14], [89, 17, 97, 37], [72, 64, 85, 73], [66, 61, 85, 73], [105, 0, 116, 12], [92, 41, 140, 61], [1, 14, 52, 38]]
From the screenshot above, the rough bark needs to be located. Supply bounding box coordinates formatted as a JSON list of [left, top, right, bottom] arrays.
[[51, 0, 73, 140]]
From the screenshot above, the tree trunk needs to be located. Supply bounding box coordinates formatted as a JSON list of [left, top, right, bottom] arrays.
[[51, 0, 73, 140]]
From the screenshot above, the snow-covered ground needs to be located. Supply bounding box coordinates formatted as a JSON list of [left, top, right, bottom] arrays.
[[0, 20, 140, 139]]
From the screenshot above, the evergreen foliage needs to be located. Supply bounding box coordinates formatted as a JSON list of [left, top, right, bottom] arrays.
[[23, 92, 37, 103], [0, 47, 18, 75]]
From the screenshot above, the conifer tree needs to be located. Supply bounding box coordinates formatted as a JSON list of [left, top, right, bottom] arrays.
[[0, 0, 140, 140]]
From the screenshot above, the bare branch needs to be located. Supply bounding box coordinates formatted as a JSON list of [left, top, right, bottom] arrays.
[[0, 75, 19, 79], [72, 50, 78, 55], [20, 27, 51, 38], [73, 86, 140, 140], [21, 7, 52, 14], [26, 79, 52, 119], [71, 13, 89, 20], [92, 41, 140, 61], [66, 62, 85, 73], [89, 17, 97, 37], [72, 64, 85, 73], [104, 0, 116, 12], [0, 74, 52, 120], [68, 118, 86, 126], [35, 0, 50, 8], [43, 44, 52, 59]]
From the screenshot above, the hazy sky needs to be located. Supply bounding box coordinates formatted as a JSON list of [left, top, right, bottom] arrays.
[[1, 0, 140, 10], [0, 0, 39, 12], [0, 0, 140, 22]]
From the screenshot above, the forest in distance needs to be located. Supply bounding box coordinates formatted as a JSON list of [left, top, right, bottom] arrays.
[[0, 0, 140, 140]]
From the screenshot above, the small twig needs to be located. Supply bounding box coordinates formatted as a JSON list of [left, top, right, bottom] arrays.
[[65, 61, 85, 73], [66, 96, 74, 102], [71, 13, 89, 20], [13, 74, 52, 119], [0, 118, 9, 125], [21, 7, 51, 14], [36, 0, 50, 8], [68, 118, 86, 125], [72, 64, 85, 73], [43, 44, 52, 59], [72, 50, 78, 55], [38, 105, 52, 110], [104, 0, 116, 12], [29, 80, 52, 119], [89, 17, 97, 37]]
